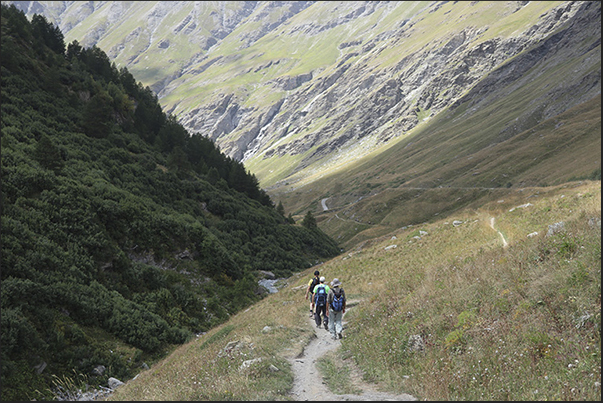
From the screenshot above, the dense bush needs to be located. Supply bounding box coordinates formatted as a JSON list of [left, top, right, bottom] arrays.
[[0, 4, 340, 400]]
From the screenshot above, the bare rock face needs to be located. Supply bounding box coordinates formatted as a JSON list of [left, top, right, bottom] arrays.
[[170, 1, 599, 184]]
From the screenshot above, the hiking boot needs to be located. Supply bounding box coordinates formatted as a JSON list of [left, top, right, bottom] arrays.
[[338, 333, 342, 339], [324, 323, 328, 330]]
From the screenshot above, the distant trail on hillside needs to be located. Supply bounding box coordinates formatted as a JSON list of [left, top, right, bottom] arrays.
[[490, 217, 509, 248], [321, 197, 329, 211], [288, 306, 416, 401]]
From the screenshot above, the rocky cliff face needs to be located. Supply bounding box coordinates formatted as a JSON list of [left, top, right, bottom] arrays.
[[8, 1, 601, 192], [172, 1, 600, 191]]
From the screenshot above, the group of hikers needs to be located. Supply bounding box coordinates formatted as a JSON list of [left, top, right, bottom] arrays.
[[304, 270, 346, 340]]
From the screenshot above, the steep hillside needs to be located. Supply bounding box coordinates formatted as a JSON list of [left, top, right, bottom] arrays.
[[107, 180, 600, 401], [7, 0, 600, 249], [0, 5, 339, 401]]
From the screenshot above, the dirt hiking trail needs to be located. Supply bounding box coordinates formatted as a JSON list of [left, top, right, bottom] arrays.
[[288, 305, 417, 401], [489, 217, 509, 248]]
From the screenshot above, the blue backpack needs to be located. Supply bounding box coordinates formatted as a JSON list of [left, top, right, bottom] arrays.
[[331, 289, 344, 312], [315, 285, 327, 307]]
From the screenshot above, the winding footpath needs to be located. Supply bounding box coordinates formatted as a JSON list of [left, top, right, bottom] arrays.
[[288, 308, 416, 401], [321, 197, 329, 211], [490, 217, 509, 248]]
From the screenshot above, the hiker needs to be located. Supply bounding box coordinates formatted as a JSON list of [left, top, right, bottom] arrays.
[[327, 278, 346, 339], [313, 276, 330, 329], [305, 270, 321, 318]]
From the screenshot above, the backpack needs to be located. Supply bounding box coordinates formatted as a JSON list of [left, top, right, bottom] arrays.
[[331, 289, 344, 312], [315, 285, 327, 307], [310, 277, 320, 292]]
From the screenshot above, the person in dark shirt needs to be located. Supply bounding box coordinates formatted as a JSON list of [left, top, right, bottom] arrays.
[[305, 270, 320, 318]]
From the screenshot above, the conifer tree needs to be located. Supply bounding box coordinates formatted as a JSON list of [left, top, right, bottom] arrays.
[[287, 213, 295, 224], [31, 13, 65, 55], [207, 167, 220, 185], [82, 91, 114, 138], [302, 210, 317, 229], [34, 134, 64, 172], [167, 146, 191, 174], [276, 201, 285, 216]]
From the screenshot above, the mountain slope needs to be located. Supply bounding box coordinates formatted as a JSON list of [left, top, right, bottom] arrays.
[[9, 2, 600, 175], [7, 1, 600, 249]]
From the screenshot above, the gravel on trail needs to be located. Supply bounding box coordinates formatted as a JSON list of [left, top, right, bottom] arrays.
[[288, 309, 417, 401]]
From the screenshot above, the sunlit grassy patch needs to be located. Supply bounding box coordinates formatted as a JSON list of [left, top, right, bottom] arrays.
[[316, 350, 362, 395], [341, 182, 600, 400]]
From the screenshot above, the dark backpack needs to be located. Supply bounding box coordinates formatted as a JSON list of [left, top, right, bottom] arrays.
[[315, 285, 327, 307], [310, 277, 320, 292], [331, 289, 344, 312]]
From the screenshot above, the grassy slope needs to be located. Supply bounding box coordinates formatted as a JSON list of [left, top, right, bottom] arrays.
[[63, 2, 228, 85], [107, 180, 600, 401], [240, 1, 571, 187], [270, 91, 600, 250]]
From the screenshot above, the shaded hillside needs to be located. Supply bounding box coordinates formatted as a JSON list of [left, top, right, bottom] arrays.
[[0, 5, 340, 401], [281, 91, 601, 250], [266, 0, 601, 249]]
